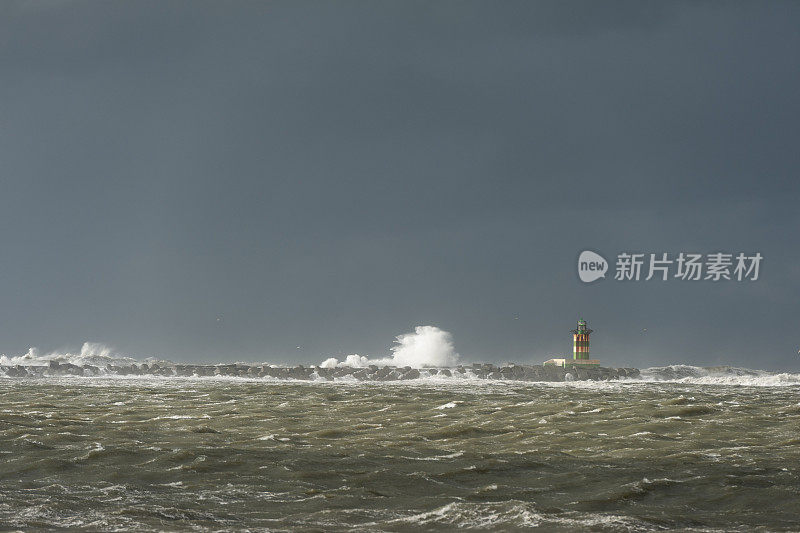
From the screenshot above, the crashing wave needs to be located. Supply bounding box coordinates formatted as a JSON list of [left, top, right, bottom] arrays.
[[0, 342, 170, 369], [639, 365, 800, 386], [320, 325, 459, 368]]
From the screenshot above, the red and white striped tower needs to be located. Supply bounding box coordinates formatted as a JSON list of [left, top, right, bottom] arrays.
[[571, 319, 593, 361]]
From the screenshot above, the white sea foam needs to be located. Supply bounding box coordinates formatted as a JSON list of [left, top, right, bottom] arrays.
[[0, 342, 170, 368], [320, 325, 459, 368], [402, 451, 464, 461], [258, 434, 290, 442], [394, 501, 644, 530], [638, 365, 800, 387], [320, 354, 369, 368]]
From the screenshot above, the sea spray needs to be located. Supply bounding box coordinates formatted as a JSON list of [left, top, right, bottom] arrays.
[[388, 326, 459, 367], [320, 354, 369, 368], [0, 342, 145, 368], [320, 325, 459, 368]]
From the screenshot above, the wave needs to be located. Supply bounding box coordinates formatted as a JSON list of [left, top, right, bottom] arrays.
[[638, 365, 800, 386], [392, 501, 646, 530], [320, 325, 459, 368], [0, 342, 171, 368]]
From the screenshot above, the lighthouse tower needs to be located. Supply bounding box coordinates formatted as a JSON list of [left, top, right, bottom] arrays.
[[571, 319, 593, 361], [543, 319, 601, 368]]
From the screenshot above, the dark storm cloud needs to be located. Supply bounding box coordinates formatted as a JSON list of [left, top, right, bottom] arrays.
[[0, 1, 798, 369]]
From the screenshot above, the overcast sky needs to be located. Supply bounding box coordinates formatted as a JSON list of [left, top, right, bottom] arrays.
[[1, 1, 798, 369]]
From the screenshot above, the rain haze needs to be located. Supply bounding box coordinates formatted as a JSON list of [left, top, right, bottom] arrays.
[[1, 1, 798, 371]]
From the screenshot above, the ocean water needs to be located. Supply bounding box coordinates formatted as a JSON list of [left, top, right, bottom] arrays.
[[1, 371, 799, 532]]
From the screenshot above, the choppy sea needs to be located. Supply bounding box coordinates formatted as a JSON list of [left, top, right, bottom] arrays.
[[1, 367, 799, 532]]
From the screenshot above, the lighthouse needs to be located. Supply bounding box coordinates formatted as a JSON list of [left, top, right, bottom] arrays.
[[543, 319, 601, 368], [571, 319, 593, 361]]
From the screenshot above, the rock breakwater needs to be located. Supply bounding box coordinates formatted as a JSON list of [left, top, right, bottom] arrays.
[[0, 361, 640, 382]]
